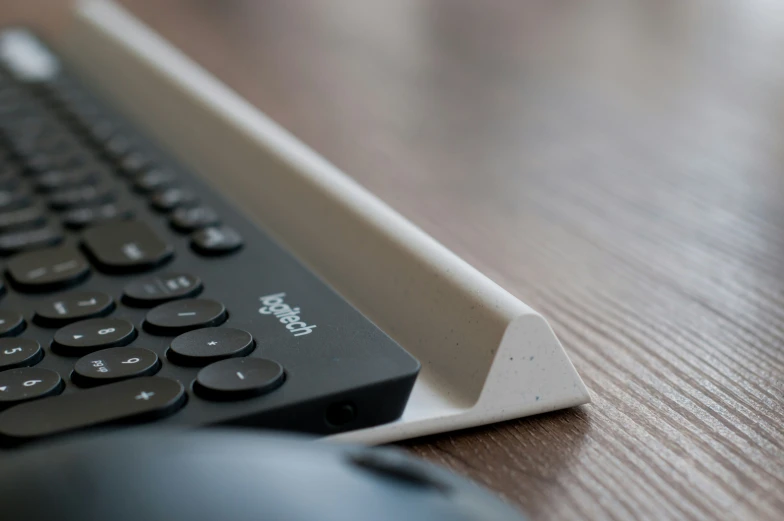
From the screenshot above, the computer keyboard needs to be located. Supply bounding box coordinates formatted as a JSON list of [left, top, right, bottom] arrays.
[[0, 31, 420, 445]]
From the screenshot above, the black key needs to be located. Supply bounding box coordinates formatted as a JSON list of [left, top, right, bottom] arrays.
[[61, 203, 133, 230], [0, 311, 25, 337], [0, 164, 21, 189], [144, 299, 227, 335], [37, 135, 75, 155], [4, 138, 39, 160], [194, 357, 284, 400], [7, 132, 52, 157], [0, 368, 63, 409], [122, 272, 202, 307], [118, 151, 151, 178], [72, 347, 160, 386], [34, 291, 114, 327], [0, 338, 43, 370], [64, 103, 102, 126], [82, 220, 174, 273], [16, 134, 73, 157], [0, 206, 46, 232], [84, 119, 116, 143], [167, 327, 255, 366], [0, 225, 63, 256], [150, 187, 198, 212], [46, 83, 89, 106], [34, 167, 96, 192], [20, 154, 54, 175], [0, 189, 32, 212], [52, 318, 136, 356], [48, 185, 115, 210], [22, 150, 87, 175], [191, 226, 243, 256], [104, 135, 134, 159], [133, 169, 176, 193], [170, 206, 220, 233], [0, 376, 185, 442], [6, 245, 90, 292]]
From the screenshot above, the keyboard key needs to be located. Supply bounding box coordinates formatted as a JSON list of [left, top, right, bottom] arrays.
[[0, 189, 32, 212], [144, 298, 227, 335], [52, 317, 137, 356], [34, 167, 96, 192], [22, 150, 87, 175], [117, 151, 151, 177], [62, 101, 101, 122], [194, 357, 284, 400], [0, 225, 63, 256], [167, 327, 255, 366], [104, 135, 134, 159], [0, 311, 26, 337], [0, 206, 46, 233], [150, 187, 198, 212], [122, 272, 202, 307], [61, 203, 133, 230], [0, 368, 63, 409], [6, 245, 90, 292], [21, 153, 54, 174], [0, 164, 21, 189], [0, 338, 43, 370], [133, 168, 176, 193], [47, 184, 114, 210], [82, 220, 174, 273], [0, 376, 185, 442], [34, 291, 114, 327], [170, 206, 220, 232], [36, 135, 75, 155], [72, 347, 160, 386], [84, 119, 116, 143], [191, 226, 243, 256]]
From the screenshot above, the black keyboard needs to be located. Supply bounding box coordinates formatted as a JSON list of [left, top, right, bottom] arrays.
[[0, 32, 419, 445]]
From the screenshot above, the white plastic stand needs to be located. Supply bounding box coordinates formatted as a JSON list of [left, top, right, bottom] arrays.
[[49, 0, 589, 444]]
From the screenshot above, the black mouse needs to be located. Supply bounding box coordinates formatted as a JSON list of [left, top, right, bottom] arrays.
[[0, 428, 527, 521]]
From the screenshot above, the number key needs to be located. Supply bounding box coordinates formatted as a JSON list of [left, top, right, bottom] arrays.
[[0, 338, 42, 370], [34, 291, 115, 327], [0, 367, 63, 408], [52, 318, 136, 356], [73, 347, 160, 386]]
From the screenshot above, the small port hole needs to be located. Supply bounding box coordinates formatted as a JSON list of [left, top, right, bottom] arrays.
[[326, 401, 357, 427]]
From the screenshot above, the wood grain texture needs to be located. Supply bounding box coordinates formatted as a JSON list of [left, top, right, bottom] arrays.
[[6, 1, 784, 519]]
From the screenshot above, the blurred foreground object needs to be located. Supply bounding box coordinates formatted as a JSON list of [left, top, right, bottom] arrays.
[[0, 428, 528, 521]]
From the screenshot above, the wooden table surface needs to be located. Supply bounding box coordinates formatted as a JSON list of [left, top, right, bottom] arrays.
[[4, 1, 784, 519]]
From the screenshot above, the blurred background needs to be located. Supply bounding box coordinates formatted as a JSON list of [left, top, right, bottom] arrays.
[[2, 1, 783, 520]]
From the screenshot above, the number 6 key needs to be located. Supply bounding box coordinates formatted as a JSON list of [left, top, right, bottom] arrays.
[[0, 368, 63, 408]]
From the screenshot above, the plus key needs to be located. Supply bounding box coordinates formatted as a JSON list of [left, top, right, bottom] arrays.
[[166, 327, 254, 366]]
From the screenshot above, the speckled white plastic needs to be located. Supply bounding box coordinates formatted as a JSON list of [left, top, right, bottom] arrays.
[[56, 0, 590, 444]]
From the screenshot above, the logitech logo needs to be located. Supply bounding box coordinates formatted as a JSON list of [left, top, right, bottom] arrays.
[[259, 293, 317, 337]]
